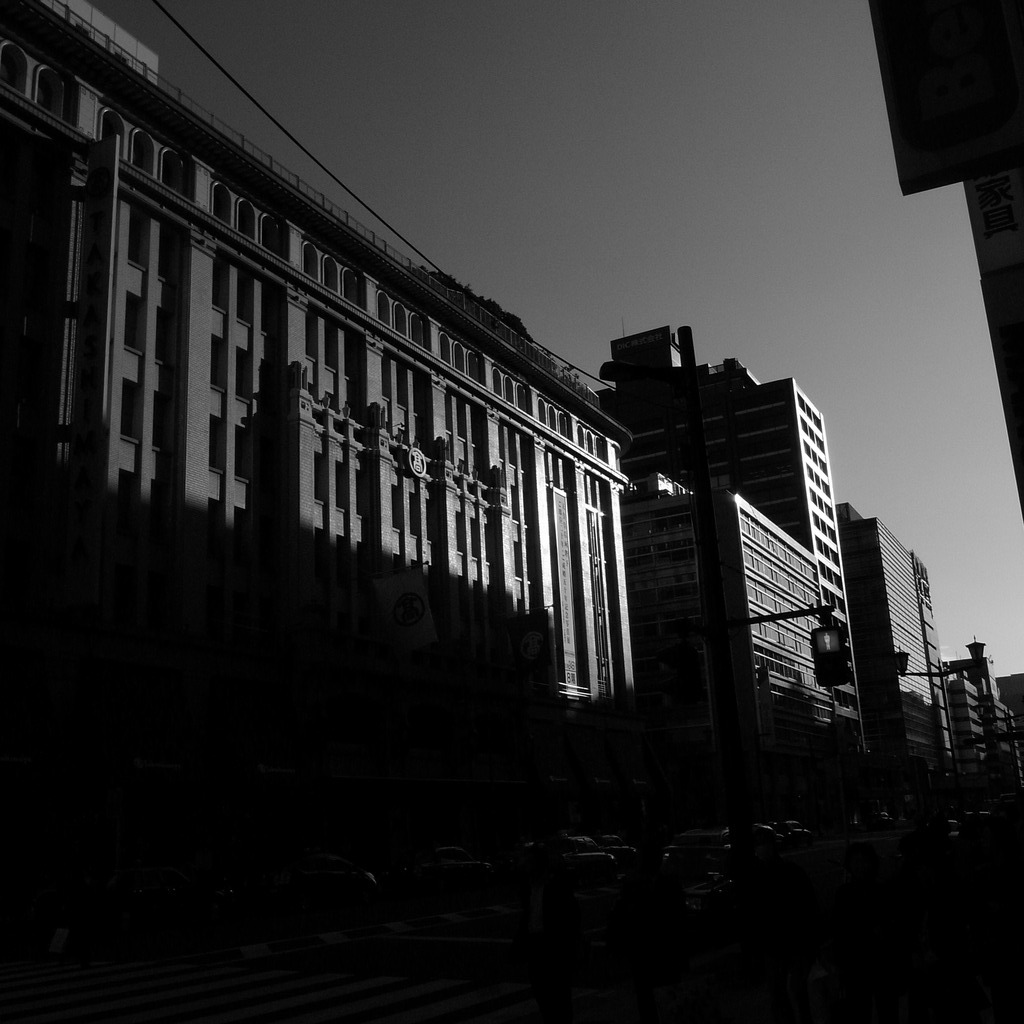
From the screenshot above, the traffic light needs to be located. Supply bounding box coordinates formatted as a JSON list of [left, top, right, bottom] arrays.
[[810, 625, 853, 690]]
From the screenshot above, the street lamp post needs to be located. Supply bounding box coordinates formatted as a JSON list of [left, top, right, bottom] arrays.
[[600, 326, 755, 872], [894, 640, 987, 811]]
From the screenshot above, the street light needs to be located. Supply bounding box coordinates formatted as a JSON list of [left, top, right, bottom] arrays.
[[894, 640, 987, 809], [894, 639, 985, 679], [600, 326, 755, 872]]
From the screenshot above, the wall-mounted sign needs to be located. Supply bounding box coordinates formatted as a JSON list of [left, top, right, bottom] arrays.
[[66, 135, 119, 607], [407, 447, 429, 479]]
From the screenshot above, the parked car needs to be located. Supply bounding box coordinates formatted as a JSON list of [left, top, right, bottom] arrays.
[[412, 846, 493, 891], [274, 853, 378, 910], [384, 846, 493, 895], [588, 834, 637, 870], [768, 820, 814, 848], [681, 872, 738, 946], [544, 835, 618, 886]]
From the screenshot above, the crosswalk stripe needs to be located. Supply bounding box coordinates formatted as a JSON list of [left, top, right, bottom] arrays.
[[371, 981, 530, 1024], [0, 958, 561, 1024], [273, 979, 470, 1024], [0, 962, 243, 1002], [2, 967, 313, 1022]]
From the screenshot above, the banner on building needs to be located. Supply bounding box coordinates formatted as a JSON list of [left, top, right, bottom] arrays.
[[372, 567, 437, 650], [66, 135, 119, 608], [552, 489, 579, 693], [507, 609, 551, 674]]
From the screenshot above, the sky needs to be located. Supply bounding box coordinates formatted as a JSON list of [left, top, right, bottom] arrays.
[[87, 0, 1024, 677]]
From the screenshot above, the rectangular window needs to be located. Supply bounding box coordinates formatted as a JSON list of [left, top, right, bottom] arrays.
[[152, 391, 171, 450], [209, 416, 225, 470], [235, 345, 252, 400], [157, 226, 176, 279], [124, 293, 142, 351], [212, 259, 229, 311], [210, 336, 226, 389], [154, 307, 173, 363], [234, 423, 250, 479], [127, 207, 144, 265], [120, 380, 138, 438]]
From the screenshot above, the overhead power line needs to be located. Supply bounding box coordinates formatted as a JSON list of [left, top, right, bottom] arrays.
[[146, 0, 616, 395], [146, 0, 440, 272]]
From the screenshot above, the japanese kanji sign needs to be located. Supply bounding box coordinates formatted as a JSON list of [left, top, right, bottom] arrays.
[[965, 169, 1024, 273]]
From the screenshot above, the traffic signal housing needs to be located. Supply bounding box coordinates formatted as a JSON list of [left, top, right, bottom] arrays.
[[811, 624, 853, 691]]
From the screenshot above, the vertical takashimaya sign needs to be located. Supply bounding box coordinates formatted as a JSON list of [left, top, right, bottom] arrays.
[[552, 489, 578, 692], [66, 135, 119, 607]]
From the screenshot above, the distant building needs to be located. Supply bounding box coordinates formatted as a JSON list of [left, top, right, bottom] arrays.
[[837, 503, 954, 816], [995, 672, 1024, 715], [621, 475, 848, 829], [0, 0, 641, 872], [600, 329, 863, 733]]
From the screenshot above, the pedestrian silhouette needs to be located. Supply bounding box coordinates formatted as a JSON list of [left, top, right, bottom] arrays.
[[512, 842, 582, 1023], [830, 841, 901, 1024], [891, 821, 988, 1024], [747, 830, 818, 1024], [607, 838, 688, 1023], [962, 813, 1023, 1024]]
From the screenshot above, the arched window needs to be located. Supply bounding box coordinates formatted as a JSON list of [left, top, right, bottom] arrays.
[[1, 45, 28, 93], [99, 109, 124, 155], [439, 333, 451, 362], [516, 384, 528, 412], [376, 291, 391, 325], [302, 242, 319, 279], [466, 350, 479, 380], [537, 398, 546, 422], [548, 407, 557, 431], [159, 149, 185, 193], [322, 257, 339, 292], [492, 368, 503, 393], [34, 67, 62, 115], [260, 215, 281, 253], [393, 303, 407, 336], [504, 377, 516, 403], [559, 412, 570, 438], [236, 200, 256, 239], [211, 182, 232, 223], [342, 268, 359, 303], [577, 425, 586, 448], [410, 314, 425, 347], [452, 342, 465, 374], [130, 130, 154, 173]]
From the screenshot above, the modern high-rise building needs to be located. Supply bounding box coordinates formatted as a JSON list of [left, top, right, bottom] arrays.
[[837, 503, 954, 814], [621, 475, 851, 830], [0, 0, 641, 873], [600, 329, 862, 727]]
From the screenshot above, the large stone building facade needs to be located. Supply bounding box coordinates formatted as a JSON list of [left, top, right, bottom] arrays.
[[0, 0, 641, 878]]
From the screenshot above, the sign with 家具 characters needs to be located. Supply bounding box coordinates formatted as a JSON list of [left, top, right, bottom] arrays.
[[965, 168, 1024, 273]]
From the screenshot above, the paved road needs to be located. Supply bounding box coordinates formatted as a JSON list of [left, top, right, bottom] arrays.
[[2, 831, 910, 1024]]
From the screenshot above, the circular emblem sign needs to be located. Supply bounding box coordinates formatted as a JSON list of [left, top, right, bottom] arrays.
[[407, 447, 428, 479], [393, 591, 426, 627], [519, 630, 545, 662]]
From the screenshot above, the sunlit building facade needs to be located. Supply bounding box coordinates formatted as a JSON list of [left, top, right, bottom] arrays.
[[0, 0, 640, 875], [621, 475, 849, 829]]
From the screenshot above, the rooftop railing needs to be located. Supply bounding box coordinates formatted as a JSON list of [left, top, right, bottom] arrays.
[[41, 0, 598, 406]]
